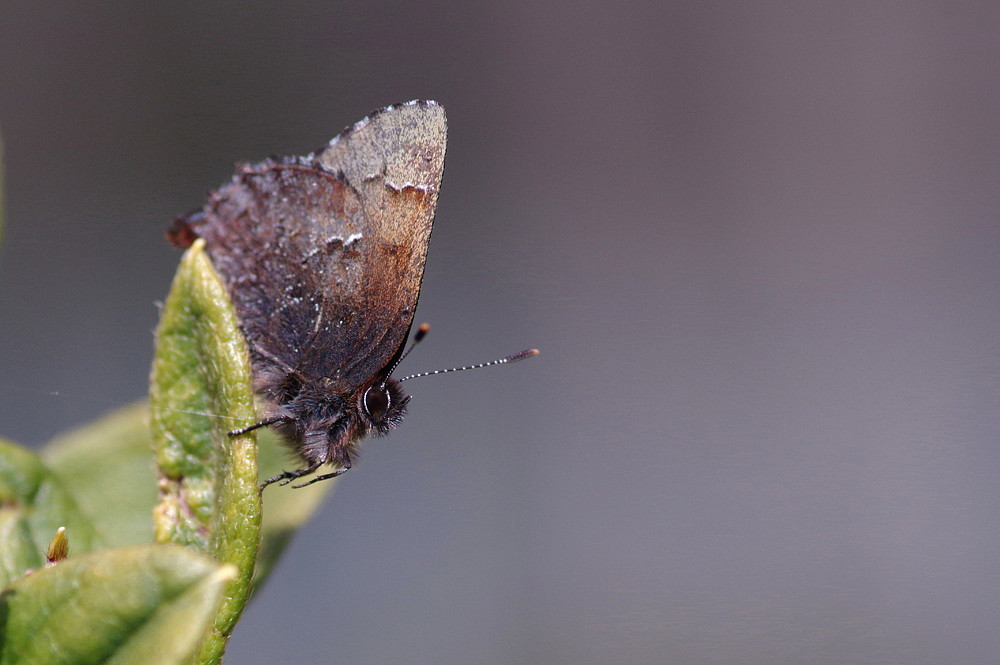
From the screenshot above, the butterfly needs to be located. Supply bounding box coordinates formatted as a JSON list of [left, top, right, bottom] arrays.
[[168, 101, 448, 488]]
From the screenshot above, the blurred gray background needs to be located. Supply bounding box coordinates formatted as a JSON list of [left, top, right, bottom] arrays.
[[2, 3, 999, 664]]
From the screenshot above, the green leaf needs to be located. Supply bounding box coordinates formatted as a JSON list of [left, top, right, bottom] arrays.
[[44, 401, 336, 588], [149, 240, 261, 664], [0, 439, 101, 589], [43, 403, 157, 549], [0, 544, 234, 665]]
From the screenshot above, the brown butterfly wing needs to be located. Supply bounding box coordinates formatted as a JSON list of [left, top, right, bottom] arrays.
[[169, 101, 447, 394]]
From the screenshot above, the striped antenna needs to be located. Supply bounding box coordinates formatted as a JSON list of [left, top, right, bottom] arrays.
[[399, 347, 539, 382]]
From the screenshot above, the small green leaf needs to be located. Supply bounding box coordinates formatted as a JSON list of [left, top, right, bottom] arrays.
[[0, 439, 101, 588], [149, 240, 260, 664], [0, 544, 234, 665], [43, 402, 157, 549]]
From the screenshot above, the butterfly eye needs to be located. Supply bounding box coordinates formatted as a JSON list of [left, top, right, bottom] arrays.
[[362, 385, 391, 421]]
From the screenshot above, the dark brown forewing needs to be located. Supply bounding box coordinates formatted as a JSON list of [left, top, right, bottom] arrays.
[[312, 100, 447, 387], [170, 101, 447, 394]]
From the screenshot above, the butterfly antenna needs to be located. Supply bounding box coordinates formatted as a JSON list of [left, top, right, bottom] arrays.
[[399, 348, 540, 382], [382, 322, 431, 387]]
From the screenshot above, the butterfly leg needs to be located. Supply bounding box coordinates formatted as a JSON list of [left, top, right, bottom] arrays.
[[259, 461, 323, 491], [228, 415, 291, 436], [291, 458, 352, 489]]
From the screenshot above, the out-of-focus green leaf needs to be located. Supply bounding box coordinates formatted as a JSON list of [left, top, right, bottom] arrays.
[[0, 439, 100, 589], [0, 544, 234, 665], [149, 239, 260, 665], [43, 402, 157, 548]]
